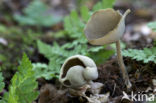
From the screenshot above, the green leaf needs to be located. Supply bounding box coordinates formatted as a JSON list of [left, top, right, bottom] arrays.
[[102, 0, 115, 9], [37, 40, 54, 59], [70, 10, 79, 25], [147, 21, 156, 32], [0, 100, 7, 103], [14, 0, 62, 26], [37, 40, 71, 78], [8, 53, 39, 103], [80, 6, 90, 22], [88, 48, 115, 65], [93, 0, 115, 11], [123, 47, 156, 64], [37, 40, 114, 79], [93, 2, 102, 11], [32, 63, 59, 80], [64, 16, 73, 34], [0, 92, 8, 103], [0, 72, 5, 92], [63, 9, 86, 42]]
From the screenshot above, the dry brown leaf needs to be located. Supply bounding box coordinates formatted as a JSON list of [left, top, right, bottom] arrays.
[[39, 84, 68, 103]]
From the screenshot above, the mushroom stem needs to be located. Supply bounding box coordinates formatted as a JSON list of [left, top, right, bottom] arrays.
[[116, 40, 132, 89]]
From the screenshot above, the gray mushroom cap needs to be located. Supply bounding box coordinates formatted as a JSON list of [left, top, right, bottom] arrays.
[[59, 55, 98, 88], [84, 8, 130, 45]]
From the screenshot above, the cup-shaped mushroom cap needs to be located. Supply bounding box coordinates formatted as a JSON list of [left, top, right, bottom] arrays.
[[59, 55, 98, 88], [84, 8, 130, 45]]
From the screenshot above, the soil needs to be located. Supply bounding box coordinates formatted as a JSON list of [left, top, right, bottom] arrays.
[[37, 58, 156, 103]]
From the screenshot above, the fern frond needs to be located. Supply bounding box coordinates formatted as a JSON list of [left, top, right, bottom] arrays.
[[123, 48, 156, 63], [14, 0, 62, 26], [8, 54, 39, 103], [32, 63, 59, 79]]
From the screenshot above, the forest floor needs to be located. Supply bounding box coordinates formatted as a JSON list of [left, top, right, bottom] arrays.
[[0, 0, 156, 103]]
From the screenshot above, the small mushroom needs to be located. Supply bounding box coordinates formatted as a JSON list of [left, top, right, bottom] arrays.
[[84, 8, 132, 88], [59, 55, 98, 89]]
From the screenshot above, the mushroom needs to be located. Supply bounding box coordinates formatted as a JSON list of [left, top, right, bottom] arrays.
[[59, 55, 98, 89], [84, 8, 132, 88]]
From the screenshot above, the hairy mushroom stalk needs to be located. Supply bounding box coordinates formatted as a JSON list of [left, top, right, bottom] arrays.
[[84, 8, 132, 88], [116, 40, 131, 88]]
